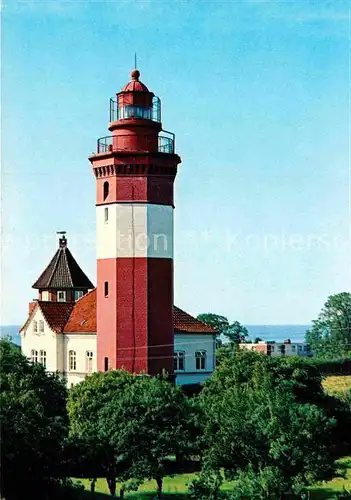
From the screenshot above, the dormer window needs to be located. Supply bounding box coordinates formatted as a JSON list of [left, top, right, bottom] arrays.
[[57, 291, 66, 302]]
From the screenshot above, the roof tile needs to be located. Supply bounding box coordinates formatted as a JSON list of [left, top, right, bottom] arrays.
[[33, 247, 94, 290], [22, 289, 216, 336]]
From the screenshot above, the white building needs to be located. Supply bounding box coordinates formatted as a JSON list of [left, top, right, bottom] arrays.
[[240, 339, 312, 357], [20, 236, 216, 387]]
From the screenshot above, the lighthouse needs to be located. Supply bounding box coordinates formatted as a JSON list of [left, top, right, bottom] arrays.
[[89, 69, 181, 375]]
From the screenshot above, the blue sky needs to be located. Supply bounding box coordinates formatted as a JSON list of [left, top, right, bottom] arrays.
[[2, 0, 350, 325]]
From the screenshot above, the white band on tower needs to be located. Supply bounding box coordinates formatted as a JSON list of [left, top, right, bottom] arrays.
[[96, 203, 174, 259]]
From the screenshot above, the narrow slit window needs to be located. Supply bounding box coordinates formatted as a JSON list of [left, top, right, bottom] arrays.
[[104, 207, 109, 223], [103, 181, 109, 201], [104, 357, 109, 372], [104, 281, 109, 297]]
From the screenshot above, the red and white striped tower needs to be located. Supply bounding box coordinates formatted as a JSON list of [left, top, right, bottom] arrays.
[[89, 69, 181, 375]]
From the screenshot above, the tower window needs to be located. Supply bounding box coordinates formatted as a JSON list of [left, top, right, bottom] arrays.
[[86, 351, 93, 373], [57, 291, 66, 302], [39, 350, 47, 368], [104, 207, 109, 223], [195, 351, 207, 370], [174, 351, 185, 371], [75, 290, 84, 301], [103, 181, 109, 201], [30, 349, 38, 363], [104, 357, 109, 372], [69, 350, 77, 371], [104, 281, 109, 297], [39, 320, 44, 333]]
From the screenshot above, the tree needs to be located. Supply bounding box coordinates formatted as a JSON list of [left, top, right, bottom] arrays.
[[197, 313, 248, 345], [305, 292, 351, 359], [0, 339, 68, 499], [191, 350, 339, 499], [68, 370, 198, 499]]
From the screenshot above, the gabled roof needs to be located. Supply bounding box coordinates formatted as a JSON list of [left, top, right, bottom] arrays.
[[40, 301, 75, 332], [173, 306, 216, 334], [21, 289, 216, 336], [32, 236, 94, 290], [19, 301, 75, 333]]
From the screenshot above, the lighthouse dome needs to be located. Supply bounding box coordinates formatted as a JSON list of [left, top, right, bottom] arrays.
[[121, 69, 149, 92]]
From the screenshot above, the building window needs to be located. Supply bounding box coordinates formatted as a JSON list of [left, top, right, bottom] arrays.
[[30, 349, 38, 363], [104, 207, 109, 223], [291, 345, 296, 353], [33, 320, 38, 333], [267, 344, 274, 356], [39, 320, 44, 333], [195, 351, 207, 370], [103, 181, 109, 201], [279, 345, 286, 356], [104, 281, 109, 297], [39, 350, 47, 368], [174, 351, 185, 371], [75, 290, 84, 301], [57, 291, 66, 302], [104, 357, 109, 372], [69, 350, 77, 371], [86, 351, 93, 373]]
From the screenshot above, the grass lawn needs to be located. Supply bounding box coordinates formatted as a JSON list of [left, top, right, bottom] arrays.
[[322, 375, 351, 395], [75, 457, 351, 499]]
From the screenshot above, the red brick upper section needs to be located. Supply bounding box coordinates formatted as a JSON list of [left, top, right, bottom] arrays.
[[21, 288, 216, 336]]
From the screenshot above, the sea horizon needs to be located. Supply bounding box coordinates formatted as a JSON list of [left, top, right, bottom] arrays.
[[1, 323, 311, 346]]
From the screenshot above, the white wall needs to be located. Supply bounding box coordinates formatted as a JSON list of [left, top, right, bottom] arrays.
[[174, 333, 216, 386], [96, 203, 173, 259], [21, 317, 216, 387], [241, 342, 310, 357], [62, 333, 97, 386], [20, 307, 58, 372]]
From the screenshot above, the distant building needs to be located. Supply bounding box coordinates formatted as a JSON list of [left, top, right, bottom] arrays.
[[240, 339, 312, 357]]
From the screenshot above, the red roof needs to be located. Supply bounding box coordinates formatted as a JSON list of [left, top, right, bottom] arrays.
[[173, 306, 216, 333], [19, 301, 74, 333], [64, 289, 97, 333], [40, 301, 75, 332], [21, 289, 216, 335], [121, 69, 149, 92]]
